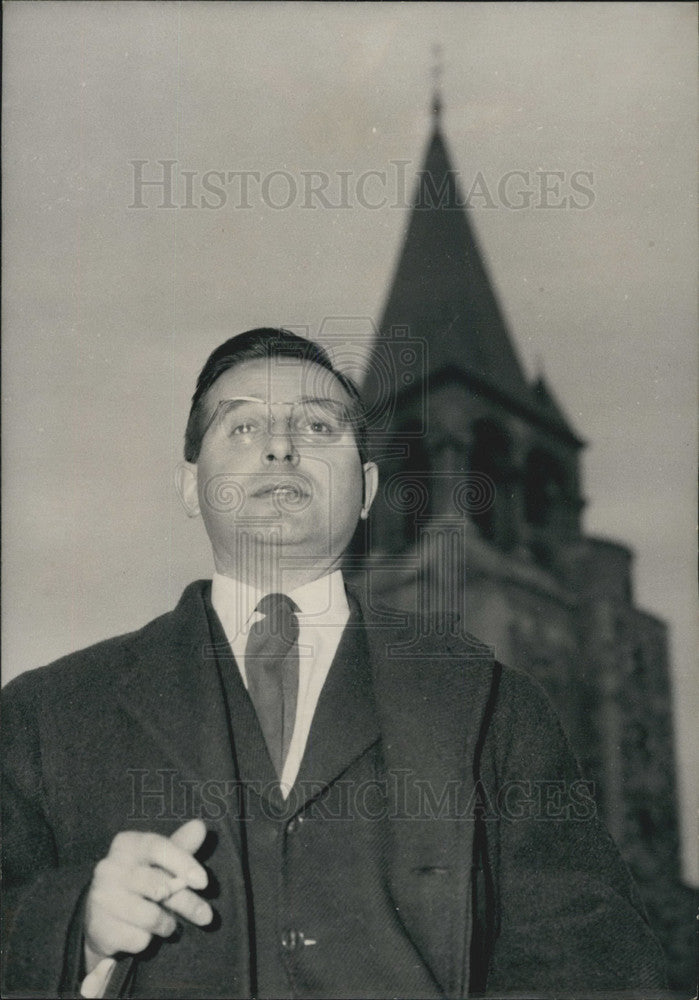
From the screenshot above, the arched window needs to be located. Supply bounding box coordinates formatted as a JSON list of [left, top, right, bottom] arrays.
[[469, 419, 516, 549], [524, 448, 567, 528]]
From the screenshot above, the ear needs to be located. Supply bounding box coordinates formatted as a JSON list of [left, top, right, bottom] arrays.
[[360, 461, 379, 519], [175, 461, 201, 518]]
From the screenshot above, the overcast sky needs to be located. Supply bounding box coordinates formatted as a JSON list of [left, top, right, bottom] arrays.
[[2, 2, 696, 882]]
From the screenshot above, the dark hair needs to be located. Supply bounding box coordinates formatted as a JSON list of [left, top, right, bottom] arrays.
[[184, 327, 368, 464]]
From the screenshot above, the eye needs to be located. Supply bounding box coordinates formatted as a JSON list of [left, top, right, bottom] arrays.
[[296, 402, 347, 438], [230, 420, 260, 436], [306, 419, 334, 434]]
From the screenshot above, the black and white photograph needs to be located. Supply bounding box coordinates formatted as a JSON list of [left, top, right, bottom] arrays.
[[2, 3, 697, 997]]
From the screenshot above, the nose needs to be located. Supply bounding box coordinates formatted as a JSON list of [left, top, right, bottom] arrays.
[[262, 419, 300, 466]]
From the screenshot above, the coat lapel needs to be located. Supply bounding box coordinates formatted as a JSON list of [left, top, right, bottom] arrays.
[[114, 583, 237, 793], [290, 593, 380, 813]]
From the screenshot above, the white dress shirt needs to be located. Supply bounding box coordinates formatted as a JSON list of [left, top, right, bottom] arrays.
[[80, 571, 350, 998], [210, 568, 350, 797]]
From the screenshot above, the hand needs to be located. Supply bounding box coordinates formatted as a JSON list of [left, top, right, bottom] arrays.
[[83, 818, 212, 972]]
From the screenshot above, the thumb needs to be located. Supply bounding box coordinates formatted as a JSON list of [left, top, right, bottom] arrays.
[[170, 817, 208, 856]]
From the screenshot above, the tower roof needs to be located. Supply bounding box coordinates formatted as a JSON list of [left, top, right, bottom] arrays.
[[362, 106, 581, 445], [369, 113, 531, 403]]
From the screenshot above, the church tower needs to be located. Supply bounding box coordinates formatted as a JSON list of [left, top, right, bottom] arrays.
[[355, 84, 693, 991], [360, 89, 587, 712]]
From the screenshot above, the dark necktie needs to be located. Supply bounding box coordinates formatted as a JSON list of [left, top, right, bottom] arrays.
[[244, 593, 300, 778]]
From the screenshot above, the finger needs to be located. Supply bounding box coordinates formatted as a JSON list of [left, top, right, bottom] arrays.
[[117, 864, 187, 904], [116, 867, 212, 925], [111, 831, 208, 890], [90, 886, 178, 939], [86, 907, 154, 959], [163, 886, 213, 927], [169, 818, 208, 856], [165, 887, 213, 927]]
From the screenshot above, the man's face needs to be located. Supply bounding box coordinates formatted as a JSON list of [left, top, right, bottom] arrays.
[[178, 357, 378, 587]]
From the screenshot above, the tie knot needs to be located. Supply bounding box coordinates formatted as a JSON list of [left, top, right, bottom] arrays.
[[255, 593, 299, 620], [253, 593, 300, 646]]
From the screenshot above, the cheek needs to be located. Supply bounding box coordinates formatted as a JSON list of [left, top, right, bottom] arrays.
[[332, 458, 365, 519], [305, 450, 364, 500], [195, 457, 247, 522]]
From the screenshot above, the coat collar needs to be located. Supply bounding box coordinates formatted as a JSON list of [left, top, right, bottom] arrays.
[[114, 582, 380, 816]]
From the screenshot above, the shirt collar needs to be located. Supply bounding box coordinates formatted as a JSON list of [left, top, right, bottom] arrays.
[[290, 569, 349, 625], [211, 568, 349, 641], [211, 573, 261, 642]]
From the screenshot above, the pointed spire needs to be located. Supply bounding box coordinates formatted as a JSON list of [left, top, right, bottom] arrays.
[[367, 97, 532, 407], [362, 75, 583, 448], [431, 44, 443, 123]]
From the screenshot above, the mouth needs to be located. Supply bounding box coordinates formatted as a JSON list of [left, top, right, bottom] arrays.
[[253, 483, 309, 500], [250, 478, 313, 511]]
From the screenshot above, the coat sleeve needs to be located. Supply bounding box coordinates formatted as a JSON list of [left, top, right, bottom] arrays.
[[2, 671, 93, 999], [481, 666, 668, 994]]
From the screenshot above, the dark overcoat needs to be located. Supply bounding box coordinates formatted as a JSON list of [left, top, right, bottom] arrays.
[[2, 581, 667, 997]]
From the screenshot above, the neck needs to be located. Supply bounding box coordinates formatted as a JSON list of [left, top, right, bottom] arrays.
[[213, 547, 343, 595]]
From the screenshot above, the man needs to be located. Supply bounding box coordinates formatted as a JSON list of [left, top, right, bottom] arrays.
[[2, 328, 667, 998]]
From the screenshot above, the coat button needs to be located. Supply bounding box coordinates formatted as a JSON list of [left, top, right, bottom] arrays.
[[281, 929, 301, 951], [286, 814, 304, 834]]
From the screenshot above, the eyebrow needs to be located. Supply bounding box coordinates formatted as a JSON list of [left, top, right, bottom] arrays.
[[202, 395, 357, 439], [216, 396, 350, 408]]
